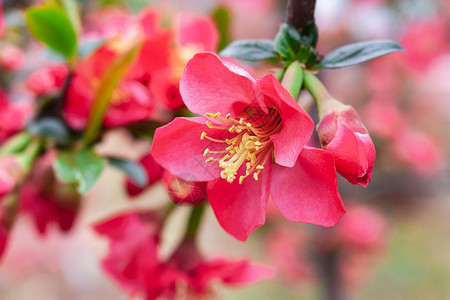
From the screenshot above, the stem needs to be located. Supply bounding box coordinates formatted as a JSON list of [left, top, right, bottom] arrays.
[[286, 0, 317, 31], [185, 203, 205, 237], [17, 138, 43, 169], [0, 132, 32, 156], [281, 61, 304, 100], [321, 251, 345, 300], [303, 72, 332, 116]]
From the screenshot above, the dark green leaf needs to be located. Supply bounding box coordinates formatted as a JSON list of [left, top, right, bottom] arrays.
[[54, 149, 105, 194], [25, 6, 77, 59], [28, 117, 71, 145], [300, 21, 318, 48], [317, 40, 405, 69], [220, 39, 279, 62], [274, 23, 302, 60], [212, 7, 231, 52], [108, 157, 148, 188]]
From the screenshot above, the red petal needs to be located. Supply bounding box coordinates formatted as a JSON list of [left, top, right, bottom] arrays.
[[270, 147, 345, 227], [206, 163, 271, 241], [176, 14, 219, 52], [180, 52, 259, 117], [258, 74, 314, 167], [151, 117, 223, 182]]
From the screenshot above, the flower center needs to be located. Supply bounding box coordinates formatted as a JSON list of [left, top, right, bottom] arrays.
[[200, 109, 282, 184]]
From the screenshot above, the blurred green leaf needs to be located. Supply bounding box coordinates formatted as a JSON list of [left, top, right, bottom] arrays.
[[317, 40, 405, 69], [220, 39, 279, 62], [25, 6, 77, 59], [300, 21, 318, 48], [108, 157, 148, 187], [28, 117, 71, 145], [212, 7, 231, 52], [54, 149, 105, 194]]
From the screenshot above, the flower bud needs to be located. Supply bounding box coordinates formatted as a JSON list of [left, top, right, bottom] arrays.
[[0, 156, 25, 199], [162, 171, 206, 205], [317, 100, 375, 187], [26, 65, 69, 96]]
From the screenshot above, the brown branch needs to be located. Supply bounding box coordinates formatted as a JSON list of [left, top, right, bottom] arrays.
[[285, 0, 317, 31]]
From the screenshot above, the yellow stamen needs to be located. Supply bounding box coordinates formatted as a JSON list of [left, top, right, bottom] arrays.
[[253, 173, 259, 181], [206, 121, 214, 129], [205, 157, 214, 163], [200, 132, 207, 140], [225, 113, 231, 119], [256, 165, 264, 170], [229, 125, 236, 133], [213, 112, 221, 118], [239, 176, 244, 184], [203, 148, 210, 156], [205, 113, 214, 117]]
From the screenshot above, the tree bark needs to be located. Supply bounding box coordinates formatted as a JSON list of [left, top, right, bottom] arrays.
[[285, 0, 317, 31]]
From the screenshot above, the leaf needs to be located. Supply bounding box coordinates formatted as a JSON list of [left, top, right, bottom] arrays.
[[25, 6, 77, 59], [274, 23, 302, 60], [54, 149, 106, 194], [212, 7, 231, 52], [28, 117, 71, 145], [300, 21, 318, 48], [220, 39, 279, 62], [107, 157, 148, 188], [82, 41, 142, 146], [317, 40, 405, 69]]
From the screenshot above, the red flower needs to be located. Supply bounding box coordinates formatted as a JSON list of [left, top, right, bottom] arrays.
[[126, 153, 164, 197], [26, 64, 69, 97], [317, 102, 375, 187], [0, 89, 33, 143], [151, 53, 345, 241], [94, 212, 272, 299], [19, 152, 79, 234]]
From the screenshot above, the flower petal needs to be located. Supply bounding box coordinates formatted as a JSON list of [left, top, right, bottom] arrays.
[[258, 74, 314, 167], [270, 147, 345, 226], [151, 117, 223, 182], [180, 52, 260, 117], [175, 14, 219, 52], [206, 162, 271, 241]]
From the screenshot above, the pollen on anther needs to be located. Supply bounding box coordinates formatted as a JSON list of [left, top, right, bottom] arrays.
[[253, 173, 259, 180], [213, 112, 221, 118], [256, 165, 264, 170], [239, 176, 244, 184], [229, 125, 236, 133], [200, 132, 207, 140], [205, 157, 214, 163], [206, 121, 214, 129], [205, 113, 214, 117], [225, 113, 231, 119], [203, 148, 210, 156]]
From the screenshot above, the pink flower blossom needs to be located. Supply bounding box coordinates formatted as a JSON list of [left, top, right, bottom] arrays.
[[151, 52, 345, 241], [26, 64, 69, 96], [94, 212, 272, 299], [0, 89, 33, 143], [317, 102, 375, 187], [0, 44, 24, 71], [0, 156, 25, 199], [19, 152, 79, 234]]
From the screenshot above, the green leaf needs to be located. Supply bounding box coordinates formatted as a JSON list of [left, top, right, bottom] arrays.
[[54, 149, 106, 194], [317, 40, 405, 69], [212, 7, 231, 52], [274, 23, 302, 60], [25, 6, 77, 59], [300, 21, 318, 48], [107, 157, 148, 188], [28, 117, 71, 145], [220, 39, 279, 62]]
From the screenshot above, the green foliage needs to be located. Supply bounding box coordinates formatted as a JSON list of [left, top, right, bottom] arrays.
[[107, 157, 148, 188], [54, 149, 106, 194], [212, 7, 231, 52], [25, 6, 77, 59], [316, 40, 405, 69], [28, 117, 71, 145], [220, 39, 279, 62]]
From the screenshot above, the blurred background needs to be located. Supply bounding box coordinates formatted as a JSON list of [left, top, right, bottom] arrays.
[[0, 0, 449, 299]]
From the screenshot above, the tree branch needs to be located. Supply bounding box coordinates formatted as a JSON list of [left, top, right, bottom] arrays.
[[285, 0, 317, 31]]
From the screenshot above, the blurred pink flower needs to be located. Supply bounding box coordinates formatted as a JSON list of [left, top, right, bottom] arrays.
[[0, 44, 24, 71], [26, 64, 69, 96], [94, 212, 272, 299], [152, 52, 345, 241], [0, 156, 23, 199], [363, 99, 406, 139], [0, 89, 33, 143], [19, 151, 80, 234]]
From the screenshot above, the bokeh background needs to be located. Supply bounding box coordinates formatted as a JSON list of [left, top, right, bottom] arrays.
[[0, 0, 449, 299]]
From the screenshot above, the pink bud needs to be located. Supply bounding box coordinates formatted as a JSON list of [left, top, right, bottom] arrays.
[[162, 171, 206, 205], [317, 102, 375, 187], [0, 44, 24, 71], [26, 65, 69, 96]]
